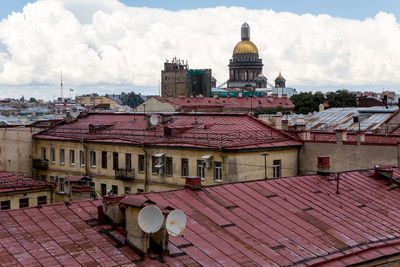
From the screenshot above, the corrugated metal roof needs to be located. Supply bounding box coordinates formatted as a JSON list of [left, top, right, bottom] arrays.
[[305, 107, 398, 132]]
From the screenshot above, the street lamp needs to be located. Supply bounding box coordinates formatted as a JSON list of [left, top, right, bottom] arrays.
[[261, 152, 269, 179]]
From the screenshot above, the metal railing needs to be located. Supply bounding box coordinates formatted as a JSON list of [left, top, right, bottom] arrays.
[[115, 168, 135, 180], [32, 159, 49, 169]]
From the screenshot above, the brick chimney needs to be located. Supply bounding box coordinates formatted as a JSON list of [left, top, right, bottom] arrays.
[[299, 130, 311, 140], [281, 119, 289, 131], [335, 129, 347, 143]]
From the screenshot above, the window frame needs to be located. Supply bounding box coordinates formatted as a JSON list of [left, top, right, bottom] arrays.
[[90, 151, 96, 168], [0, 200, 10, 210], [59, 177, 65, 192], [37, 196, 47, 206], [80, 150, 85, 166], [125, 153, 132, 171], [41, 147, 46, 160], [138, 155, 145, 172], [113, 152, 119, 170], [112, 185, 118, 195], [101, 151, 107, 169], [181, 158, 189, 177], [19, 198, 29, 208], [50, 147, 55, 163], [273, 159, 281, 178], [214, 161, 222, 182], [69, 149, 75, 165], [101, 183, 106, 196], [60, 148, 65, 165], [165, 157, 173, 176], [197, 160, 205, 180]]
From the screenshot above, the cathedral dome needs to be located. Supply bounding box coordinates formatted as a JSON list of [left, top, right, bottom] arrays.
[[233, 40, 259, 55]]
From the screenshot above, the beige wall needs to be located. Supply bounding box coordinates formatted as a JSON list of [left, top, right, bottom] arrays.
[[300, 141, 399, 174], [0, 189, 53, 210], [135, 98, 176, 113], [0, 126, 42, 177], [34, 138, 299, 196]]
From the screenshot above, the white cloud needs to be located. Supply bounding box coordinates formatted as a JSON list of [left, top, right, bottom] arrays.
[[0, 0, 399, 99]]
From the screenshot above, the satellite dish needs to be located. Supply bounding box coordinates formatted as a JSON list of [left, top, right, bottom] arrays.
[[138, 206, 164, 233], [166, 209, 186, 236], [149, 115, 159, 126]]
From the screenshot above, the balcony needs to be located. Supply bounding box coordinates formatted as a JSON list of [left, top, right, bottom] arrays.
[[115, 168, 135, 180], [32, 159, 49, 169]]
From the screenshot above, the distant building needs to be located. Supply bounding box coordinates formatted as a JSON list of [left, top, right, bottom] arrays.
[[76, 94, 128, 111], [136, 95, 294, 113], [0, 170, 55, 210], [227, 23, 265, 89], [161, 58, 212, 97]]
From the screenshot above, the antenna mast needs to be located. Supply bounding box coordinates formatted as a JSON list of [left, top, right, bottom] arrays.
[[60, 71, 63, 100]]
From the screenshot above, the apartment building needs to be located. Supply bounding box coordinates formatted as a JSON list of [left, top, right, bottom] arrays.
[[32, 112, 301, 199]]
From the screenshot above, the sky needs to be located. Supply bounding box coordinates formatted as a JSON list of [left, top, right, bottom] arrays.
[[0, 0, 399, 99]]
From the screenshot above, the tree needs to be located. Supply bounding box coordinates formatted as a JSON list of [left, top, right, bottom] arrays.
[[290, 93, 325, 114], [28, 97, 38, 103], [327, 90, 357, 108]]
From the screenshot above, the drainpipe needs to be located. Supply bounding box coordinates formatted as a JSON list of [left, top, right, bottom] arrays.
[[142, 143, 148, 192]]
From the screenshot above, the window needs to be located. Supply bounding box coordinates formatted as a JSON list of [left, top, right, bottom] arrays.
[[50, 175, 58, 183], [19, 198, 29, 208], [214, 162, 222, 182], [69, 150, 75, 165], [59, 177, 65, 192], [1, 200, 10, 210], [126, 153, 132, 170], [181, 158, 189, 177], [101, 151, 107, 169], [152, 156, 157, 174], [37, 196, 47, 206], [113, 152, 119, 170], [60, 149, 65, 164], [40, 175, 46, 181], [138, 155, 145, 172], [112, 185, 118, 195], [80, 150, 85, 166], [137, 188, 144, 193], [50, 148, 55, 163], [101, 183, 106, 196], [124, 187, 131, 194], [197, 160, 205, 179], [273, 160, 281, 178], [90, 151, 96, 167], [41, 147, 46, 160], [166, 157, 173, 176]]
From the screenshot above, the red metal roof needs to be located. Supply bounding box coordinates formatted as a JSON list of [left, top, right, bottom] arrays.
[[118, 168, 400, 266], [157, 96, 294, 111], [300, 131, 400, 146], [34, 113, 301, 150], [0, 199, 196, 266], [0, 171, 54, 193]]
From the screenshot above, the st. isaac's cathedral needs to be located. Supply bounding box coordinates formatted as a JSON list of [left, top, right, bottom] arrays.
[[227, 23, 285, 90]]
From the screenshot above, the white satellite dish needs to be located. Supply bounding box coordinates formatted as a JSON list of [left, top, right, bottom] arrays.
[[149, 115, 159, 126], [138, 206, 164, 233], [166, 209, 186, 236]]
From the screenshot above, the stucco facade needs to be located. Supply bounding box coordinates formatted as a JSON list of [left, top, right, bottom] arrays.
[[0, 126, 42, 177], [0, 189, 53, 210], [33, 139, 299, 196]]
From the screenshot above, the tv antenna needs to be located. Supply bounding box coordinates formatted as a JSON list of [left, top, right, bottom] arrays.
[[137, 206, 164, 233], [166, 209, 186, 236], [60, 71, 63, 100]]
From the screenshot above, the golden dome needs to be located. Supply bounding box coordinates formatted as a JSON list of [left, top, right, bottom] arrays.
[[257, 73, 265, 78], [233, 40, 258, 55]]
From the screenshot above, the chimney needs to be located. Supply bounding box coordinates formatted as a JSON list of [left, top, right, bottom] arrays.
[[317, 156, 330, 175], [300, 130, 311, 140], [66, 111, 73, 123], [98, 205, 104, 224], [282, 94, 287, 98], [295, 124, 306, 132], [335, 129, 347, 143], [281, 119, 289, 131], [184, 176, 202, 189], [356, 131, 365, 144], [374, 165, 393, 183], [273, 113, 282, 129]]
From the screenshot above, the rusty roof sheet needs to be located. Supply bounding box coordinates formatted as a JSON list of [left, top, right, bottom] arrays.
[[118, 168, 400, 266], [305, 107, 398, 132], [34, 113, 301, 150]]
